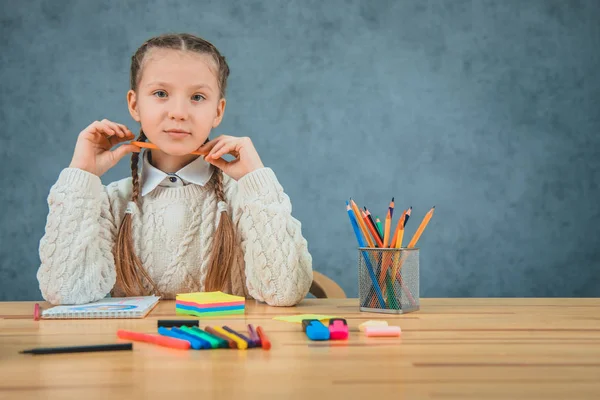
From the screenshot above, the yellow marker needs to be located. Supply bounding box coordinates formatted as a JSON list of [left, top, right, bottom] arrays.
[[212, 326, 248, 350]]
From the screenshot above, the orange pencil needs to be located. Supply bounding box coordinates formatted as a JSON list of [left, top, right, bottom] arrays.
[[350, 199, 375, 248], [407, 206, 435, 248], [390, 209, 407, 249], [383, 208, 392, 247], [131, 141, 205, 156], [362, 210, 383, 248]]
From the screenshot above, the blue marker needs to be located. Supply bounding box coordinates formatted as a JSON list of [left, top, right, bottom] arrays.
[[302, 319, 330, 341], [158, 327, 204, 350]]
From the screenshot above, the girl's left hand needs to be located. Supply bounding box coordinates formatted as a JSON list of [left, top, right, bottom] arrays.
[[198, 135, 265, 181]]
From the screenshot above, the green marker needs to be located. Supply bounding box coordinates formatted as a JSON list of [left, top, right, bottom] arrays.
[[181, 326, 228, 349]]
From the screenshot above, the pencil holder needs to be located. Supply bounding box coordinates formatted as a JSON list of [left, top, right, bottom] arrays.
[[358, 248, 420, 314]]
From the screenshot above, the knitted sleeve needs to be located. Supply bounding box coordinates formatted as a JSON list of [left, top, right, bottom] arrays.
[[228, 167, 313, 306], [37, 168, 120, 305]]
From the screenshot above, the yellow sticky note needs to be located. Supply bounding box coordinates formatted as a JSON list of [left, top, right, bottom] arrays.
[[176, 291, 245, 304], [273, 314, 340, 323]]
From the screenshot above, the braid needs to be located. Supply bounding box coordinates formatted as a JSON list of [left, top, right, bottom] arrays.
[[130, 130, 146, 202], [114, 129, 159, 296], [203, 168, 236, 291]]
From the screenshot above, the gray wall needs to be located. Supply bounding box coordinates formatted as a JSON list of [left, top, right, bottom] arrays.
[[1, 0, 599, 301]]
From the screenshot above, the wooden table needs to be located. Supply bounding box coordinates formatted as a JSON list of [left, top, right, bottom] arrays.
[[1, 299, 599, 399]]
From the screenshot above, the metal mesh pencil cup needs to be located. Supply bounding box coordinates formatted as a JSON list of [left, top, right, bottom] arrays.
[[358, 247, 420, 314]]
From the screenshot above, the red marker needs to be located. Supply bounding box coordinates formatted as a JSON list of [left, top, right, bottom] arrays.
[[33, 303, 40, 321], [117, 329, 190, 350], [256, 326, 271, 350]]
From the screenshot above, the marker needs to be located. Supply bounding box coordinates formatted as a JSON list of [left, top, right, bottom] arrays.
[[302, 319, 330, 341], [212, 327, 248, 350], [329, 318, 349, 340], [247, 324, 261, 347], [181, 326, 227, 349], [223, 326, 255, 348], [117, 329, 190, 350], [21, 343, 133, 355], [256, 326, 271, 350], [157, 319, 199, 328], [170, 327, 211, 349], [33, 303, 40, 321], [205, 326, 237, 349]]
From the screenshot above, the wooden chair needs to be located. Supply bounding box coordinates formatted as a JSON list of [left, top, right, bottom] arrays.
[[309, 271, 346, 299]]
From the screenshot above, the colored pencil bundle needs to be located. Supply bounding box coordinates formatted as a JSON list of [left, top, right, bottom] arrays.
[[347, 198, 434, 251], [176, 291, 245, 317], [345, 198, 435, 310]]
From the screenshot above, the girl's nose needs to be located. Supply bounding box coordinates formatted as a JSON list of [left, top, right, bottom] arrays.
[[168, 102, 188, 121]]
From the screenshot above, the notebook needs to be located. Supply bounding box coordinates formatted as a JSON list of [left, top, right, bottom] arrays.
[[41, 296, 161, 319]]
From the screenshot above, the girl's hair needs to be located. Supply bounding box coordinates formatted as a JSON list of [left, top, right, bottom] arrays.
[[115, 33, 235, 296]]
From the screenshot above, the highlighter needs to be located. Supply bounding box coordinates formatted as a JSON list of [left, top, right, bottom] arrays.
[[328, 318, 349, 340], [302, 319, 330, 341]]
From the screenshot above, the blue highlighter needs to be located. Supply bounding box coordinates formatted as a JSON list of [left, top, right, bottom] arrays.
[[302, 319, 330, 341]]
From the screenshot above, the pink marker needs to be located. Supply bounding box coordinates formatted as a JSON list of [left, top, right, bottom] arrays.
[[329, 318, 349, 340], [364, 326, 401, 337]]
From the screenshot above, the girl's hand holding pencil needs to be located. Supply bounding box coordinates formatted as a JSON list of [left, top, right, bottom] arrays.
[[131, 134, 265, 181], [196, 135, 265, 181], [69, 119, 139, 177]]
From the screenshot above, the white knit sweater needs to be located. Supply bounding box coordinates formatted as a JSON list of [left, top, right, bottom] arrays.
[[37, 167, 313, 306]]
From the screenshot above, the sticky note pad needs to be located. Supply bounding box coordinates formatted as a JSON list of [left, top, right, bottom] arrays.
[[176, 291, 245, 317], [273, 314, 339, 324]]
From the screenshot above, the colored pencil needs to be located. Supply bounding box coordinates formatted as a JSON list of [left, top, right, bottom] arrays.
[[407, 206, 435, 248], [346, 202, 385, 306], [362, 210, 383, 248], [404, 206, 412, 227], [364, 207, 383, 242], [375, 217, 384, 238], [383, 208, 392, 248], [350, 199, 375, 248]]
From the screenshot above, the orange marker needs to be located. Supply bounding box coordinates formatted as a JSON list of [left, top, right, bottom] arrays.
[[256, 326, 271, 350], [117, 329, 190, 350], [131, 141, 205, 156]]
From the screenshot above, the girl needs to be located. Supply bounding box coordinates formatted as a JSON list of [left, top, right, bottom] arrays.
[[37, 33, 313, 306]]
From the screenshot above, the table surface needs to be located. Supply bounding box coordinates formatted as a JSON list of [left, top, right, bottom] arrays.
[[1, 298, 599, 400]]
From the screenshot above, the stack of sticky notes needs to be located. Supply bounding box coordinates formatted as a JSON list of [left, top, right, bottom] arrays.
[[176, 291, 245, 317]]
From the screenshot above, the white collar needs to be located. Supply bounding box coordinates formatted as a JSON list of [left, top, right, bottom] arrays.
[[140, 151, 214, 196]]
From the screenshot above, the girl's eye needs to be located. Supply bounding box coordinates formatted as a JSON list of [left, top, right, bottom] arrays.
[[153, 90, 167, 98], [192, 94, 205, 101]]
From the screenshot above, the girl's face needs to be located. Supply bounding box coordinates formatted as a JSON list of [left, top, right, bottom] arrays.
[[127, 48, 226, 156]]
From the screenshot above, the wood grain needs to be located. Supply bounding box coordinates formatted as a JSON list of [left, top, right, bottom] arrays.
[[1, 298, 599, 400]]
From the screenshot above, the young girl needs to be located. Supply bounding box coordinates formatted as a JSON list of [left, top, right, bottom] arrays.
[[37, 33, 313, 306]]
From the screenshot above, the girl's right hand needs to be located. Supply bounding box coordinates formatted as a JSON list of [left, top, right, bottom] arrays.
[[69, 119, 140, 177]]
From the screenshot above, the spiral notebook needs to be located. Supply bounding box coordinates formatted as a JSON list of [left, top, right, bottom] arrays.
[[41, 296, 161, 319]]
